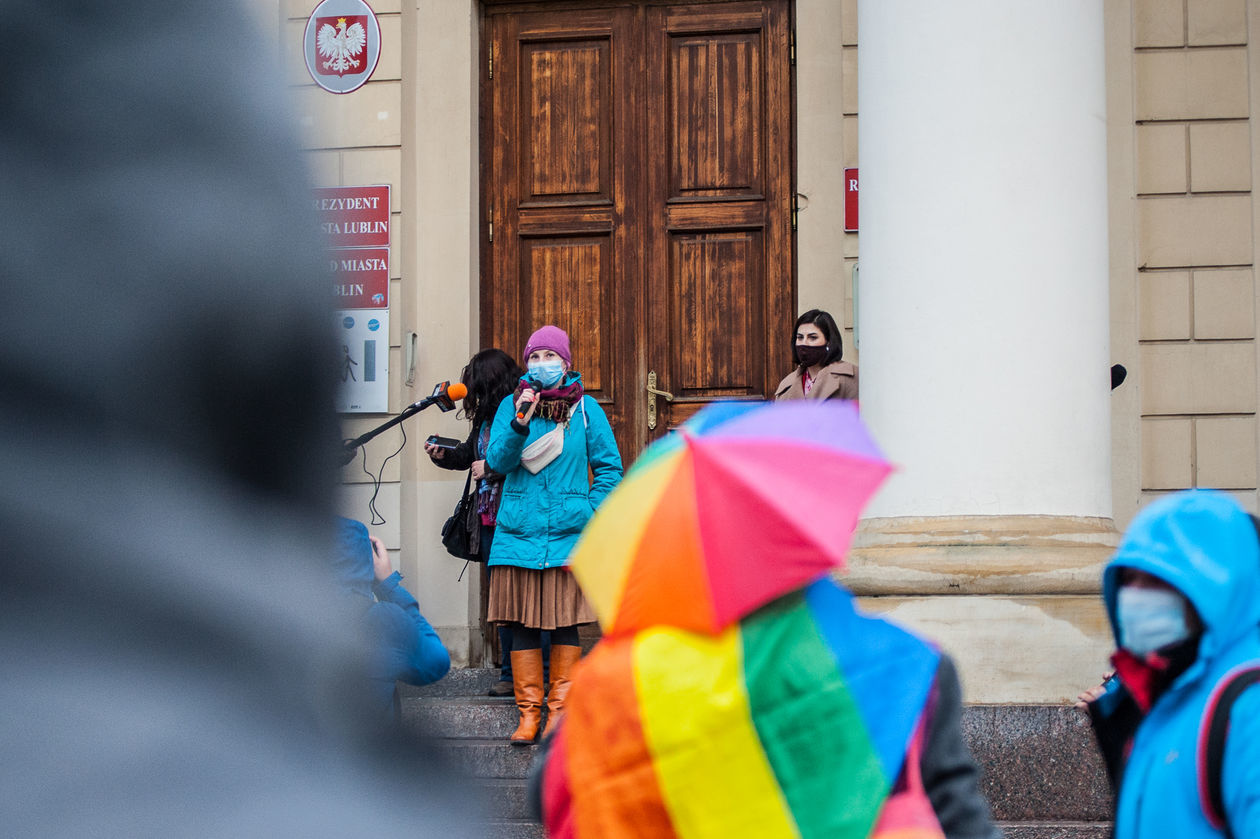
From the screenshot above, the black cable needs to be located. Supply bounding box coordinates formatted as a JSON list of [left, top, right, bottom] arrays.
[[359, 422, 407, 526]]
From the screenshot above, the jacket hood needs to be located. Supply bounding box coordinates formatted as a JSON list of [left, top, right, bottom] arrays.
[[332, 517, 374, 599], [1104, 489, 1260, 662]]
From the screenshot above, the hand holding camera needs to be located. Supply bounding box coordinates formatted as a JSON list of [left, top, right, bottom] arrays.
[[368, 535, 393, 582]]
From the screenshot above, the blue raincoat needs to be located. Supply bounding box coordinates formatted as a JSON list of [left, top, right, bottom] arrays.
[[485, 374, 623, 570], [334, 518, 450, 720], [1095, 490, 1260, 838]]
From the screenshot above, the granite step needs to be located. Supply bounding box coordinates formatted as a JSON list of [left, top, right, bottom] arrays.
[[479, 819, 543, 839], [996, 822, 1109, 839], [472, 779, 531, 821], [405, 693, 519, 739], [436, 737, 541, 780]]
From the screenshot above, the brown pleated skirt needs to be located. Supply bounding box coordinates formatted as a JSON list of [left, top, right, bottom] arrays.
[[487, 565, 597, 630]]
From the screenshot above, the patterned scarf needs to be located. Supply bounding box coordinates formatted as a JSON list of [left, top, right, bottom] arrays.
[[475, 422, 503, 526], [514, 375, 584, 424]]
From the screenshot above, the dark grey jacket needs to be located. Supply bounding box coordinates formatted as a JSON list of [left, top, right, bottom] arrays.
[[0, 2, 477, 835]]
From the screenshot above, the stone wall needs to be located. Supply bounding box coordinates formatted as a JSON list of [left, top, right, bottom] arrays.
[[1131, 0, 1259, 516]]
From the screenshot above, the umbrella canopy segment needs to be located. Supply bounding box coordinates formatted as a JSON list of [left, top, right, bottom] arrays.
[[570, 400, 891, 637]]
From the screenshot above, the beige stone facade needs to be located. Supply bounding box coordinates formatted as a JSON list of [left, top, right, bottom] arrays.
[[1126, 0, 1260, 521], [265, 0, 1260, 692]]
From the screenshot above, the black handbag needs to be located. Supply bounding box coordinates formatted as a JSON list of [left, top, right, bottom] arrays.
[[441, 471, 483, 561]]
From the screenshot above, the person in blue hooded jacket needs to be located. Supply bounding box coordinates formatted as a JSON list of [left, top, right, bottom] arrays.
[[1082, 489, 1260, 838], [485, 325, 624, 745], [334, 518, 451, 723]]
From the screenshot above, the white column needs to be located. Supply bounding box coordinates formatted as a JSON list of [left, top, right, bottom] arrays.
[[852, 1, 1116, 702], [859, 0, 1112, 519]]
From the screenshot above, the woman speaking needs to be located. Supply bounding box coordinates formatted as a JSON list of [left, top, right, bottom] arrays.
[[485, 325, 623, 744]]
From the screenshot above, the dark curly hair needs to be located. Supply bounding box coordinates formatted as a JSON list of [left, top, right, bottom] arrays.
[[791, 309, 845, 367], [461, 348, 524, 430]]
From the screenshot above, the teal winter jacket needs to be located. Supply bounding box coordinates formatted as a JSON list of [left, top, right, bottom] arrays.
[[485, 375, 623, 570], [1095, 489, 1260, 839]]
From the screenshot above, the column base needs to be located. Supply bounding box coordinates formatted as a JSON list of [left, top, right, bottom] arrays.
[[845, 515, 1120, 702], [847, 515, 1118, 596]]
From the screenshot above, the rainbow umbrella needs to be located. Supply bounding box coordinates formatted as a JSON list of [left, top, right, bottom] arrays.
[[542, 577, 942, 839], [569, 400, 891, 637]]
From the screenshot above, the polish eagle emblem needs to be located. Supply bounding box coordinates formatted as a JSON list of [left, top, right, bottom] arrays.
[[317, 17, 367, 76]]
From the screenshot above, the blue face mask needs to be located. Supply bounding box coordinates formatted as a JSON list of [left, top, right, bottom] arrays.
[[1116, 585, 1191, 656], [528, 359, 566, 388]]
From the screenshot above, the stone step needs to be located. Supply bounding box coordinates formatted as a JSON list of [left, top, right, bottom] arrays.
[[473, 779, 531, 821], [407, 671, 1116, 829], [470, 817, 1105, 837], [437, 737, 542, 779], [405, 694, 519, 739], [997, 822, 1109, 839], [477, 819, 543, 839], [463, 781, 1115, 835], [410, 667, 503, 698], [965, 705, 1111, 822]]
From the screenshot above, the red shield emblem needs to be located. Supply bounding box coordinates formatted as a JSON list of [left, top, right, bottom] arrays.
[[313, 15, 370, 77]]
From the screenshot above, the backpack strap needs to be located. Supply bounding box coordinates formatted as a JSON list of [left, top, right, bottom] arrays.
[[1198, 664, 1260, 838]]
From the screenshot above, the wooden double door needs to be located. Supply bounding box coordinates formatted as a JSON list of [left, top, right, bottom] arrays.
[[482, 0, 795, 464]]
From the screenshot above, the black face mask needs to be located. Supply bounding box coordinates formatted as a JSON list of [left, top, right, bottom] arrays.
[[795, 344, 828, 368]]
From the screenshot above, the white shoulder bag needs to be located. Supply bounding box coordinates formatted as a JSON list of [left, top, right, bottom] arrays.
[[519, 399, 587, 474]]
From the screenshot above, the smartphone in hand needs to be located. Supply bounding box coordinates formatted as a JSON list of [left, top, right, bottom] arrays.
[[426, 435, 461, 450]]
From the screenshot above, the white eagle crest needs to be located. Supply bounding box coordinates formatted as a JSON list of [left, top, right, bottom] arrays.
[[317, 17, 367, 75]]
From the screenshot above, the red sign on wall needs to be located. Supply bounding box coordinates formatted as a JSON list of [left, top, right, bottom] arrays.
[[844, 168, 858, 232], [330, 246, 389, 309], [313, 185, 390, 248]]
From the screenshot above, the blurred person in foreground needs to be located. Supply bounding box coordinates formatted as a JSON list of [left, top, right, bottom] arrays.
[[334, 519, 451, 723], [1080, 490, 1260, 838], [0, 2, 475, 835]]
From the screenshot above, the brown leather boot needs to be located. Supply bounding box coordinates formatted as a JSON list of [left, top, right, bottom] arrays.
[[541, 645, 583, 738], [508, 648, 545, 745]]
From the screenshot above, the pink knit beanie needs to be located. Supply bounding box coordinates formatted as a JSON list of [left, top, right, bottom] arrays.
[[523, 325, 572, 365]]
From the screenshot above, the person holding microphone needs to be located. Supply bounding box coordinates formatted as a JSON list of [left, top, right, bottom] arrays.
[[484, 325, 623, 744], [424, 348, 537, 697]]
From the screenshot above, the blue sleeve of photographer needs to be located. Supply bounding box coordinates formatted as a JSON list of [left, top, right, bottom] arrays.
[[367, 572, 450, 688]]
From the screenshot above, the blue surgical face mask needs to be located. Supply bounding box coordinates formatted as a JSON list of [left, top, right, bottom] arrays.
[[1116, 585, 1191, 656], [527, 359, 566, 388]]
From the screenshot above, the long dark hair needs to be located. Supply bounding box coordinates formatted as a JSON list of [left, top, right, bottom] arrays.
[[461, 348, 524, 429], [791, 309, 844, 367]]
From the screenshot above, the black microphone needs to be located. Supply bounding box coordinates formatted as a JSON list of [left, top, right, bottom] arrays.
[[412, 381, 468, 412], [514, 375, 543, 421], [339, 380, 468, 465]]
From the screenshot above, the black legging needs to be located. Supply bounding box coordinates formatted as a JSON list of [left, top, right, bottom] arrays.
[[511, 624, 578, 650]]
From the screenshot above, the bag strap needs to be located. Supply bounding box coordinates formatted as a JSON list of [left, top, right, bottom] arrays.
[[1199, 664, 1260, 837], [903, 713, 928, 793]]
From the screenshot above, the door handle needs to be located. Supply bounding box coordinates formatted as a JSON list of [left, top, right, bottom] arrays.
[[646, 370, 674, 431]]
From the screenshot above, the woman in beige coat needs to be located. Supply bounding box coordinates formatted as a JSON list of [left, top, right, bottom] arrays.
[[774, 309, 859, 401]]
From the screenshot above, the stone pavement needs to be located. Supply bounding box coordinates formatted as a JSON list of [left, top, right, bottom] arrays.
[[404, 669, 1113, 838]]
